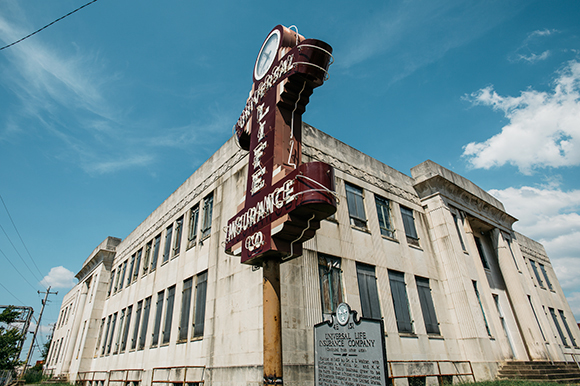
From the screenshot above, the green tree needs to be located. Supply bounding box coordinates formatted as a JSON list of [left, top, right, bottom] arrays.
[[0, 306, 24, 371]]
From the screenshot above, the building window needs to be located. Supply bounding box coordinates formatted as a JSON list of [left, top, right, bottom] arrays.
[[452, 213, 466, 251], [201, 193, 213, 239], [117, 261, 127, 292], [152, 290, 165, 347], [108, 270, 116, 297], [151, 234, 161, 272], [375, 195, 394, 238], [388, 270, 413, 333], [131, 301, 142, 351], [113, 309, 125, 354], [106, 313, 117, 355], [400, 206, 419, 247], [162, 286, 176, 345], [95, 318, 105, 357], [529, 259, 544, 288], [188, 205, 199, 249], [143, 241, 152, 275], [318, 254, 344, 316], [559, 310, 577, 348], [473, 281, 491, 336], [173, 216, 183, 257], [549, 307, 568, 347], [193, 271, 208, 339], [127, 254, 136, 287], [474, 236, 490, 270], [120, 305, 132, 353], [345, 183, 366, 228], [139, 297, 151, 350], [539, 263, 553, 290], [102, 315, 111, 355], [356, 263, 381, 320], [163, 225, 173, 264], [133, 249, 142, 281], [528, 295, 546, 341], [179, 277, 193, 342], [416, 276, 440, 335], [504, 235, 519, 270]]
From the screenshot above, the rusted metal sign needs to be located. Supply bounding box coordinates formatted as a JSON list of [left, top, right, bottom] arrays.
[[225, 25, 337, 265]]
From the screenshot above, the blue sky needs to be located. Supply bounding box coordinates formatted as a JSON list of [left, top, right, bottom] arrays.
[[1, 0, 579, 362]]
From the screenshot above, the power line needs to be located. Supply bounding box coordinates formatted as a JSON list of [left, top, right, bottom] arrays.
[[0, 223, 43, 283], [0, 281, 27, 305], [0, 193, 44, 279], [0, 247, 40, 292], [0, 0, 100, 51]]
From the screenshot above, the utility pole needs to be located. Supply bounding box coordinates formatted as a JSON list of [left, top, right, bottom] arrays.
[[22, 287, 58, 375]]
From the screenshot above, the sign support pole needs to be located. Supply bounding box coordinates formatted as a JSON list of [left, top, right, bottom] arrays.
[[263, 258, 283, 385]]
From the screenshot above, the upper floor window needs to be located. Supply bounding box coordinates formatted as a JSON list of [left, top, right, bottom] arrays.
[[474, 236, 490, 270], [173, 216, 183, 256], [188, 204, 199, 249], [345, 183, 366, 228], [162, 225, 173, 264], [452, 213, 466, 251], [133, 249, 142, 281], [529, 259, 544, 288], [473, 281, 491, 336], [201, 193, 214, 239], [143, 241, 152, 275], [150, 234, 161, 272], [375, 195, 394, 238], [539, 263, 553, 290], [193, 271, 208, 339], [400, 206, 419, 247]]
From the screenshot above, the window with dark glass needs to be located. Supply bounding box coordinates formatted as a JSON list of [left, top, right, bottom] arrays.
[[550, 307, 568, 347], [117, 261, 127, 292], [474, 237, 490, 270], [201, 193, 214, 239], [151, 234, 161, 271], [375, 195, 394, 238], [152, 290, 165, 347], [133, 249, 142, 281], [95, 318, 105, 357], [138, 297, 151, 350], [131, 301, 142, 350], [345, 183, 366, 228], [473, 281, 491, 336], [400, 206, 419, 247], [188, 205, 199, 248], [416, 276, 440, 334], [163, 225, 173, 264], [388, 270, 413, 333], [173, 216, 183, 256], [559, 309, 577, 348], [193, 271, 208, 339], [113, 309, 124, 354], [529, 259, 544, 288], [102, 315, 111, 355], [539, 263, 553, 290], [106, 312, 117, 355], [452, 213, 466, 251], [318, 254, 344, 316], [356, 263, 381, 320], [127, 254, 136, 286], [120, 305, 132, 352], [179, 277, 193, 341], [143, 241, 152, 274], [162, 285, 176, 344], [107, 270, 116, 297], [505, 235, 519, 270]]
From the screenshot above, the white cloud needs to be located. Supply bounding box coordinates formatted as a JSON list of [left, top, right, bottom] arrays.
[[510, 29, 558, 63], [517, 50, 551, 63], [565, 292, 580, 321], [463, 60, 580, 174], [40, 266, 76, 289]]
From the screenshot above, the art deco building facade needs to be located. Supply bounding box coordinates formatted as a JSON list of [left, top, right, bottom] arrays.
[[45, 125, 580, 386]]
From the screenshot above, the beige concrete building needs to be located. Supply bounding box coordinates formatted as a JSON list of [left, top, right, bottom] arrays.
[[45, 125, 580, 386]]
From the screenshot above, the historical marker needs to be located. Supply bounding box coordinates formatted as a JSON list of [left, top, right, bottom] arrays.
[[315, 303, 388, 386]]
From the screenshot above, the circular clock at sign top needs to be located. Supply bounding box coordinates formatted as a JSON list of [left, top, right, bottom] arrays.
[[254, 29, 281, 81]]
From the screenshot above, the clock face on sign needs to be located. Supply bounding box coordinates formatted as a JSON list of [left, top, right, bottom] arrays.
[[254, 29, 280, 81]]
